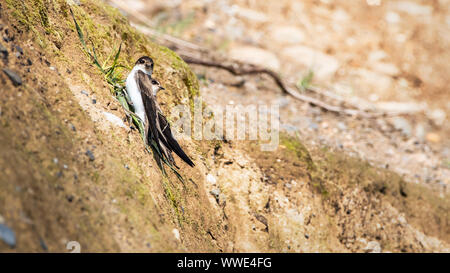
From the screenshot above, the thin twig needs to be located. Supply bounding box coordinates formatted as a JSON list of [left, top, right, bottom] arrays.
[[181, 55, 288, 91], [181, 54, 386, 118]]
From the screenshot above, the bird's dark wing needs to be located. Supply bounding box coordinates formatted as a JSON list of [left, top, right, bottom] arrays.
[[157, 112, 195, 167], [136, 71, 159, 143], [136, 71, 174, 165], [136, 70, 194, 167]]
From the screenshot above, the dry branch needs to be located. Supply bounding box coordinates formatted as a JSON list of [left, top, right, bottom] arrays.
[[108, 0, 403, 118], [180, 53, 387, 118]]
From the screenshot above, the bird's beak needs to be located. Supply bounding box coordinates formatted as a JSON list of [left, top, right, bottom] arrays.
[[160, 86, 165, 91]]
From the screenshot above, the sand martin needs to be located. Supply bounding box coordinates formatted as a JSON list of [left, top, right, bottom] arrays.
[[126, 56, 154, 124], [126, 56, 195, 167]]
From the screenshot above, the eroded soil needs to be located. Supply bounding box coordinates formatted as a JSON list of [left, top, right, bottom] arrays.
[[0, 0, 448, 252]]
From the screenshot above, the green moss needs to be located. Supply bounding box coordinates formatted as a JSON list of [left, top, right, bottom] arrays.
[[161, 178, 185, 224], [280, 134, 315, 172], [278, 134, 329, 195], [38, 1, 49, 27], [158, 45, 184, 66], [184, 69, 201, 110], [155, 45, 200, 110], [5, 0, 69, 48], [92, 171, 100, 184]]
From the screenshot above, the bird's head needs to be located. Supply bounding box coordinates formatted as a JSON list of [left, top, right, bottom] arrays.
[[149, 78, 165, 96], [135, 56, 154, 75]]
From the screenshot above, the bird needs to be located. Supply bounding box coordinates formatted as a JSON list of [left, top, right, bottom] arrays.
[[125, 56, 154, 124], [126, 56, 195, 168]]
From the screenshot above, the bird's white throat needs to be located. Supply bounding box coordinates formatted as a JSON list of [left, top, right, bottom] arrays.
[[125, 66, 148, 123]]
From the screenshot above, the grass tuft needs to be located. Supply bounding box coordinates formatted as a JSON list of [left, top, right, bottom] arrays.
[[297, 70, 314, 91]]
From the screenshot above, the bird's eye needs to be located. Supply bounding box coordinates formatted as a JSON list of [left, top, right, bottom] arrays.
[[152, 80, 157, 84]]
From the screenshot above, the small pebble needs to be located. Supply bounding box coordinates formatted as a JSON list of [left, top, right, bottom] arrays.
[[40, 238, 48, 251], [364, 241, 381, 253], [206, 174, 217, 184], [85, 150, 95, 161], [0, 224, 16, 248], [172, 228, 180, 241], [337, 122, 347, 131], [69, 123, 76, 131], [308, 122, 319, 130], [14, 45, 23, 55], [210, 188, 220, 197], [0, 43, 7, 55], [66, 195, 74, 202], [2, 68, 22, 86], [426, 132, 441, 143], [391, 117, 412, 137]]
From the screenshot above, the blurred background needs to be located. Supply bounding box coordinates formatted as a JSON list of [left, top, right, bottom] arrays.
[[108, 0, 449, 189]]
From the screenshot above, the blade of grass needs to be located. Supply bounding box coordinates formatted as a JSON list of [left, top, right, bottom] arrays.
[[70, 8, 87, 50]]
